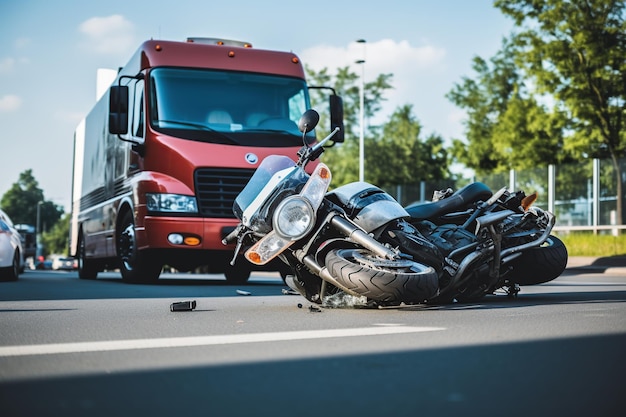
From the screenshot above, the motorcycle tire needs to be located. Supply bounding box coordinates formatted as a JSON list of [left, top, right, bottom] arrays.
[[325, 248, 439, 305], [506, 235, 568, 285]]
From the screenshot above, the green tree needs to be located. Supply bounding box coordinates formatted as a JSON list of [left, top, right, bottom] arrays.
[[306, 65, 393, 141], [306, 66, 453, 190], [446, 41, 517, 173], [495, 0, 626, 223], [368, 105, 450, 189], [0, 169, 64, 233], [41, 213, 70, 256], [447, 37, 569, 175], [306, 65, 395, 186], [306, 67, 453, 190]]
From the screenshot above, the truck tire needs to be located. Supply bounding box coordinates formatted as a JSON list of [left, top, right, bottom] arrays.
[[118, 211, 162, 284], [77, 231, 98, 280], [224, 262, 251, 284], [325, 248, 439, 305], [506, 235, 568, 285]]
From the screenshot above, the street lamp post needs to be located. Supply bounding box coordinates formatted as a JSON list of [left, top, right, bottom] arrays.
[[356, 39, 366, 182], [36, 201, 42, 237]]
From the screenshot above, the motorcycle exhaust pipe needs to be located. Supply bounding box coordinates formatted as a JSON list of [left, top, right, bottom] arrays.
[[329, 215, 399, 260], [296, 250, 363, 298], [438, 250, 485, 297], [443, 211, 555, 296], [500, 211, 555, 259]]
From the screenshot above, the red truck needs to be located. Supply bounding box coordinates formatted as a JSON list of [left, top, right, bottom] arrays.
[[69, 37, 343, 284]]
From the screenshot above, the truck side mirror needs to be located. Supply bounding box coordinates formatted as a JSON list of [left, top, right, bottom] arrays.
[[109, 85, 129, 135], [330, 94, 344, 143]]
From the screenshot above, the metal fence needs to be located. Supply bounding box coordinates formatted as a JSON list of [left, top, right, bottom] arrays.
[[383, 157, 626, 235]]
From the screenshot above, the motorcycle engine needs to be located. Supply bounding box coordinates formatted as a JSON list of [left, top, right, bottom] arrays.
[[415, 221, 478, 257], [379, 220, 445, 272]]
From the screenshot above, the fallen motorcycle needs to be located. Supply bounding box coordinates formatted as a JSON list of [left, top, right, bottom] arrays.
[[224, 109, 568, 307], [223, 109, 440, 307], [400, 182, 568, 303]]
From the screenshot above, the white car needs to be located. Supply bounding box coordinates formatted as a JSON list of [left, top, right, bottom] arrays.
[[51, 255, 77, 271], [0, 215, 25, 281]]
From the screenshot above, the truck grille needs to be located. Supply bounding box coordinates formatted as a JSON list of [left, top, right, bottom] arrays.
[[194, 168, 255, 218]]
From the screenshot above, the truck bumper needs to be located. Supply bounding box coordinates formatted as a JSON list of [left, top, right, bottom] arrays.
[[140, 216, 240, 251]]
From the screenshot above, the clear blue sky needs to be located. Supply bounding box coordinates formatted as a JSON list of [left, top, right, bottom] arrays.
[[0, 0, 514, 211]]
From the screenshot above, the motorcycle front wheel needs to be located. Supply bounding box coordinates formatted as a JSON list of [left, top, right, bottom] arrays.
[[325, 249, 439, 305]]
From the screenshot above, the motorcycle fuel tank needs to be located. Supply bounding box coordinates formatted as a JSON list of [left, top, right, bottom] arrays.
[[327, 182, 409, 233]]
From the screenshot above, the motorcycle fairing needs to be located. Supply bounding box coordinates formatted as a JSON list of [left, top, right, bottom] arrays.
[[234, 155, 304, 233], [244, 163, 332, 265], [327, 182, 409, 233]]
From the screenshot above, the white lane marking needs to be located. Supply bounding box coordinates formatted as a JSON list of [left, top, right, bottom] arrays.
[[0, 326, 444, 357]]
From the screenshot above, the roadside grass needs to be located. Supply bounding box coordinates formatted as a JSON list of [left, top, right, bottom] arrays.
[[555, 232, 626, 257]]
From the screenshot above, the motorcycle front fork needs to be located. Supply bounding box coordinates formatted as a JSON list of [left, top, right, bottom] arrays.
[[288, 213, 401, 301]]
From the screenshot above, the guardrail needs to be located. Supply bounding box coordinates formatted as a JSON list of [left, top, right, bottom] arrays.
[[553, 225, 626, 234]]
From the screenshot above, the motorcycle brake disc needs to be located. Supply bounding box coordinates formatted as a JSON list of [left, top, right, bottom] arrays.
[[352, 250, 416, 269]]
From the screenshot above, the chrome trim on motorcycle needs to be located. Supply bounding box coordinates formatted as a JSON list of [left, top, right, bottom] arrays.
[[329, 216, 398, 260], [500, 210, 555, 259], [300, 253, 363, 298]]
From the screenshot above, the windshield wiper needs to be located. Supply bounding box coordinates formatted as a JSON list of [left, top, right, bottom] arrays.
[[244, 128, 295, 134], [155, 119, 239, 144]]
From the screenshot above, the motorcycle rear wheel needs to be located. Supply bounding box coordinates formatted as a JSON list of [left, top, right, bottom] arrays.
[[325, 249, 439, 305], [506, 235, 568, 285]]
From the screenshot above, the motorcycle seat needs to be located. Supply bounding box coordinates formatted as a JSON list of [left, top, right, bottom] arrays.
[[405, 182, 493, 221]]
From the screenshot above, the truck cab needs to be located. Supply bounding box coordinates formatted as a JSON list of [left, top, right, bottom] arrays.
[[70, 37, 343, 284]]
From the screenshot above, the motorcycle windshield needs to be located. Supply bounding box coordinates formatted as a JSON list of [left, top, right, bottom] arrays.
[[234, 155, 307, 232]]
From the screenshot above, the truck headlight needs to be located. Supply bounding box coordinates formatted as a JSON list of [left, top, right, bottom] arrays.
[[146, 193, 198, 213], [273, 196, 314, 240]]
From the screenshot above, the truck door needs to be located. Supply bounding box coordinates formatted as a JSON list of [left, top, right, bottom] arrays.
[[128, 78, 145, 173]]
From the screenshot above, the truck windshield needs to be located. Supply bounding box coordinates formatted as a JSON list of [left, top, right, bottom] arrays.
[[149, 68, 314, 147]]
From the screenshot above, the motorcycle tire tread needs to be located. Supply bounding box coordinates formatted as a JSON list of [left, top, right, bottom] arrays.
[[325, 249, 439, 305]]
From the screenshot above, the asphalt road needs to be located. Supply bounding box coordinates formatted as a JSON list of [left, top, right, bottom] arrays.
[[1, 268, 625, 417]]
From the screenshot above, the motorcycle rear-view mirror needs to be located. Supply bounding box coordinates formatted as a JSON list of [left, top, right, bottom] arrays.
[[330, 94, 344, 143], [298, 109, 320, 134]]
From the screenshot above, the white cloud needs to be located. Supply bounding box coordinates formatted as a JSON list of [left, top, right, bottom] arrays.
[[15, 37, 31, 49], [0, 57, 16, 73], [0, 94, 22, 112], [301, 39, 446, 79], [0, 56, 30, 74], [78, 15, 135, 55], [300, 39, 447, 125]]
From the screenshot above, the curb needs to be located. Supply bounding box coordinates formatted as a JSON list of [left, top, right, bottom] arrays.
[[565, 256, 626, 275]]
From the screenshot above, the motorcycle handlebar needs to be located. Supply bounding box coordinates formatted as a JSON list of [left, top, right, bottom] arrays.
[[298, 127, 340, 167], [222, 225, 242, 245]]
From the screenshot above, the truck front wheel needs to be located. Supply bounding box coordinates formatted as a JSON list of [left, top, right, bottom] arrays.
[[117, 211, 162, 284], [224, 262, 251, 284], [78, 231, 98, 280]]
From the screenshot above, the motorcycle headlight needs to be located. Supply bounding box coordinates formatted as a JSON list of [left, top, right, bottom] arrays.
[[146, 193, 198, 213], [273, 196, 315, 240]]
